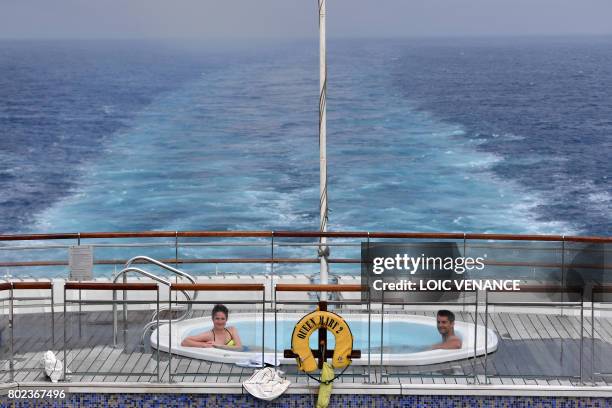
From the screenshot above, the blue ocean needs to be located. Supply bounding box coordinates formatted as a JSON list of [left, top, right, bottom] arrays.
[[1, 37, 611, 236]]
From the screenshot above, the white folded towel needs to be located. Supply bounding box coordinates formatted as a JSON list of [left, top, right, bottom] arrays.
[[41, 351, 65, 383], [243, 367, 290, 401]]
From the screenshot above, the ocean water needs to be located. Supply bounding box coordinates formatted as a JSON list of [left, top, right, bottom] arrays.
[[1, 37, 611, 236]]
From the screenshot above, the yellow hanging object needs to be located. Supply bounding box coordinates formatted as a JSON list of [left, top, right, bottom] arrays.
[[290, 310, 353, 372], [316, 362, 334, 408]]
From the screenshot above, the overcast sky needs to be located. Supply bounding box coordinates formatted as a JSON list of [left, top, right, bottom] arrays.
[[1, 0, 612, 39]]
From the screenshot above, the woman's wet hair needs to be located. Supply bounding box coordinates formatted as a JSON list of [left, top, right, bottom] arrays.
[[212, 304, 229, 319]]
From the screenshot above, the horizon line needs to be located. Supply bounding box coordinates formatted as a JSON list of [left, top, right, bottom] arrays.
[[1, 32, 612, 42]]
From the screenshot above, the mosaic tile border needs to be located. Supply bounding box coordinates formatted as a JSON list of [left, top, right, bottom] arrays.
[[1, 393, 612, 408]]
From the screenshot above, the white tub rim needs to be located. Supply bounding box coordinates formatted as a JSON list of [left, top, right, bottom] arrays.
[[151, 313, 497, 366]]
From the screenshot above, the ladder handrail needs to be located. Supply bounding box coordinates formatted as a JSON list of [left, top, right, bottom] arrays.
[[111, 257, 199, 347], [125, 256, 198, 291], [120, 256, 199, 316], [113, 267, 171, 286]]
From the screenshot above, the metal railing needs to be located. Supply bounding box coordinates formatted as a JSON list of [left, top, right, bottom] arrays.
[[112, 256, 198, 346], [63, 281, 161, 382], [0, 282, 13, 382], [376, 286, 481, 383], [1, 231, 610, 271], [591, 284, 612, 379], [167, 283, 266, 383], [0, 281, 611, 385], [484, 285, 585, 382], [0, 230, 610, 385]]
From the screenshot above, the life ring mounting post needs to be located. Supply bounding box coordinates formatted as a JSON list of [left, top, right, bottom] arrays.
[[284, 301, 361, 370]]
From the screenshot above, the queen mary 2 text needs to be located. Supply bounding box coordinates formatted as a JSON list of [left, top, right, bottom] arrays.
[[372, 279, 521, 291]]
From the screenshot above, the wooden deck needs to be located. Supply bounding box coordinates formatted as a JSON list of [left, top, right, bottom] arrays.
[[2, 309, 612, 386]]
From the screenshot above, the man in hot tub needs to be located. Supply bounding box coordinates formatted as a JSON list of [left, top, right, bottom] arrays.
[[431, 310, 462, 350], [181, 304, 243, 350]]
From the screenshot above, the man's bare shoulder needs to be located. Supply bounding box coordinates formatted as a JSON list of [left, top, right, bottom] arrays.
[[431, 336, 462, 350], [445, 335, 462, 349]]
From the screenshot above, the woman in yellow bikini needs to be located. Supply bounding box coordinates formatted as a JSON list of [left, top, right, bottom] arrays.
[[181, 304, 242, 350]]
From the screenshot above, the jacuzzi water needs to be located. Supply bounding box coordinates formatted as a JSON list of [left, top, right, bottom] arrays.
[[184, 320, 444, 354], [152, 313, 498, 366]]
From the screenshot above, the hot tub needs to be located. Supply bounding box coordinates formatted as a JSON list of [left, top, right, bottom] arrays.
[[151, 313, 498, 366]]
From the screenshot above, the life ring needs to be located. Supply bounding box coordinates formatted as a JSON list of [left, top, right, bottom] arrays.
[[290, 310, 353, 372]]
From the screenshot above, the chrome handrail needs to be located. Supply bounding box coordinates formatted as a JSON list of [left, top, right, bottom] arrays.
[[124, 256, 197, 286], [125, 255, 200, 334], [111, 257, 198, 346], [125, 255, 199, 321], [113, 267, 171, 286]]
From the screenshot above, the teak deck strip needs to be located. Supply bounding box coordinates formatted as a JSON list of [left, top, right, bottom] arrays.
[[488, 313, 522, 376], [510, 314, 563, 376], [9, 311, 97, 382]]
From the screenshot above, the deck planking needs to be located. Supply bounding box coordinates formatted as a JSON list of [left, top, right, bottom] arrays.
[[1, 309, 612, 386]]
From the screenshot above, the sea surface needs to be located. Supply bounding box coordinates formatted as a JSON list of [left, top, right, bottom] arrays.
[[1, 37, 611, 236]]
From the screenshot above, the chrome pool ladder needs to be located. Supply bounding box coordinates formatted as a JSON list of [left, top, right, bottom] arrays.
[[111, 256, 198, 347]]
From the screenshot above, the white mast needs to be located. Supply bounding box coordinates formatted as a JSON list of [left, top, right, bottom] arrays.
[[318, 0, 329, 296]]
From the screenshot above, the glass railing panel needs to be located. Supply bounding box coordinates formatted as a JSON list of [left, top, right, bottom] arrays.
[[465, 239, 587, 382], [483, 288, 584, 381], [591, 303, 612, 381], [591, 261, 612, 383], [168, 290, 266, 384], [63, 285, 160, 382], [564, 241, 611, 289], [361, 238, 480, 382], [376, 295, 481, 382], [7, 283, 55, 382], [176, 236, 271, 276], [0, 239, 77, 279], [85, 236, 177, 279], [464, 239, 564, 284], [0, 289, 10, 383]]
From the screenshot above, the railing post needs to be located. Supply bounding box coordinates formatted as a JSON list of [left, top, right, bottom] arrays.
[[484, 288, 489, 384], [122, 272, 127, 342], [379, 290, 385, 383], [366, 232, 372, 383], [262, 285, 265, 369], [174, 231, 179, 271], [271, 233, 275, 309], [561, 238, 566, 316], [591, 290, 595, 382], [9, 285, 14, 382], [77, 233, 82, 339], [113, 288, 118, 347], [174, 232, 179, 310], [168, 286, 172, 383], [63, 284, 67, 382], [156, 286, 160, 383], [473, 289, 478, 384], [50, 283, 55, 345], [463, 233, 467, 313], [274, 284, 278, 367], [580, 288, 584, 384]]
